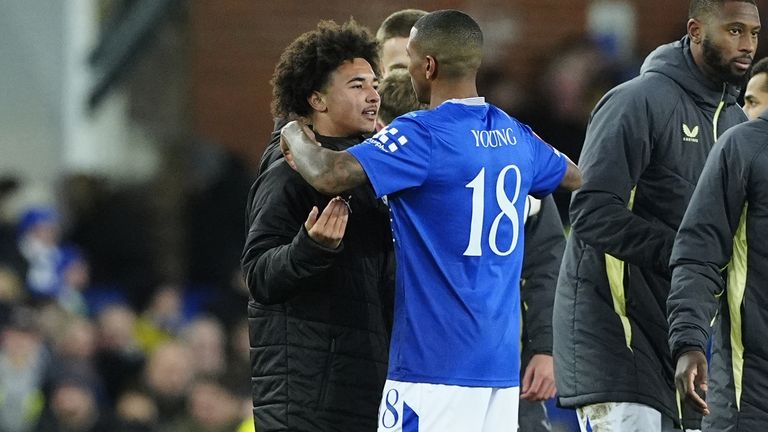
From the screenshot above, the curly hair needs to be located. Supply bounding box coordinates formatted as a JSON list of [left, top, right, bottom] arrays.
[[271, 20, 380, 118]]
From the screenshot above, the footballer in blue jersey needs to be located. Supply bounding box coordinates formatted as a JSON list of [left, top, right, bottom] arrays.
[[348, 98, 567, 387], [279, 9, 581, 431]]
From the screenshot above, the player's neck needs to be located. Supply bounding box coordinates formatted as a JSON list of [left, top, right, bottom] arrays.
[[429, 79, 478, 109]]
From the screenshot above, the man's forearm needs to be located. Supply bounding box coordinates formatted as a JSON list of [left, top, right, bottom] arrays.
[[281, 122, 367, 194], [289, 133, 340, 194], [561, 158, 582, 191]]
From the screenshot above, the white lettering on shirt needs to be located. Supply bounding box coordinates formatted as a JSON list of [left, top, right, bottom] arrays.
[[471, 129, 518, 148]]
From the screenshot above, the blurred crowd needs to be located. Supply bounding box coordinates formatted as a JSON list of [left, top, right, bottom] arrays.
[[0, 172, 255, 432]]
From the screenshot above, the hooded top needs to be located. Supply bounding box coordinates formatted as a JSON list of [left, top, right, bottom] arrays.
[[553, 36, 747, 428], [641, 35, 741, 111]]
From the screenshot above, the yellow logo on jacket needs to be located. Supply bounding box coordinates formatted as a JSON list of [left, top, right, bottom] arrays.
[[683, 123, 699, 143]]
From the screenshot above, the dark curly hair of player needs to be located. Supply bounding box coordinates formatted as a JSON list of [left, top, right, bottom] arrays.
[[271, 19, 380, 118]]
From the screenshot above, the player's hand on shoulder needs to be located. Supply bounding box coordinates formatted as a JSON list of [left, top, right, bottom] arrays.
[[280, 119, 319, 171]]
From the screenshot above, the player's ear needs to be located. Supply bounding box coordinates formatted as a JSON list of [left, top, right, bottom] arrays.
[[308, 91, 328, 113], [425, 55, 437, 81], [687, 18, 703, 44]]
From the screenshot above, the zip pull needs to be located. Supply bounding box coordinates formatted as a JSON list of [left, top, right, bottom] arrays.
[[712, 83, 727, 141]]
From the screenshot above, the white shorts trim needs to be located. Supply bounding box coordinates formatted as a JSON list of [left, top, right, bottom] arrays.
[[377, 380, 519, 432]]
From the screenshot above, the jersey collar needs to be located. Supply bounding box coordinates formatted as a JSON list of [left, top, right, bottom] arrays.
[[444, 97, 486, 106]]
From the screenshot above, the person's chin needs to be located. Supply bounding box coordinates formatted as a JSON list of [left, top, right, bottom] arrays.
[[360, 120, 377, 133], [728, 70, 749, 85]]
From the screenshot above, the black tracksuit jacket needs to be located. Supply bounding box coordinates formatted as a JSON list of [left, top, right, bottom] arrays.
[[669, 112, 768, 431]]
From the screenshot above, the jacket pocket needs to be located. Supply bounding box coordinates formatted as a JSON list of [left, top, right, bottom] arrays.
[[318, 337, 336, 407]]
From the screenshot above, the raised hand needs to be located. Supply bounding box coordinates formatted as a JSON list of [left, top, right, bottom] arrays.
[[305, 197, 349, 249]]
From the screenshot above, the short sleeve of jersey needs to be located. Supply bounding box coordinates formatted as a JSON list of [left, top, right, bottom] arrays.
[[347, 115, 432, 198], [526, 126, 567, 197]]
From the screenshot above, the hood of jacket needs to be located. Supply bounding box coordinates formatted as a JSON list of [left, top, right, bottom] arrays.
[[640, 36, 741, 110]]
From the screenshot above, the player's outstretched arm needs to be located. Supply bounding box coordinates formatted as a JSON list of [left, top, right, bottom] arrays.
[[280, 120, 369, 195], [560, 156, 582, 191]]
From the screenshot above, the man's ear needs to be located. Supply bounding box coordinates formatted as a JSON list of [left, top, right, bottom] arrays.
[[688, 18, 703, 44], [425, 55, 437, 81], [308, 91, 327, 112]]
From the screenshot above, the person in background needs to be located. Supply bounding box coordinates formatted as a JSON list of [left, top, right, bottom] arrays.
[[114, 389, 159, 432], [0, 176, 25, 278], [376, 9, 428, 77], [17, 207, 63, 299], [553, 0, 759, 430], [55, 246, 90, 316], [134, 285, 186, 353], [742, 56, 768, 119], [161, 376, 243, 432], [375, 68, 426, 128], [668, 99, 768, 430], [180, 316, 226, 378], [35, 375, 114, 432], [0, 265, 24, 329], [94, 303, 146, 404], [517, 195, 563, 432], [143, 341, 195, 428], [0, 307, 48, 432], [50, 318, 101, 392]]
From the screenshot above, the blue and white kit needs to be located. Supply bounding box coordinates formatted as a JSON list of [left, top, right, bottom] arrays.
[[348, 97, 567, 388]]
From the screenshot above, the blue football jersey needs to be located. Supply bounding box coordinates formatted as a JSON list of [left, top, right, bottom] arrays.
[[347, 98, 566, 387]]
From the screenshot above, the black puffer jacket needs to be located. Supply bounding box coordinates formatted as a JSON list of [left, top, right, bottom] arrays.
[[669, 114, 768, 431], [242, 133, 393, 432]]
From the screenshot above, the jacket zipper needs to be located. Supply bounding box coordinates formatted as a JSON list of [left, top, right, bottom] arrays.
[[318, 337, 336, 406], [712, 83, 726, 141]]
